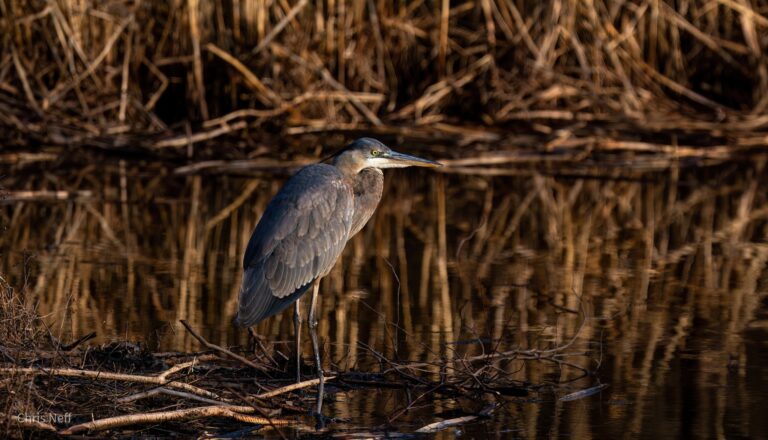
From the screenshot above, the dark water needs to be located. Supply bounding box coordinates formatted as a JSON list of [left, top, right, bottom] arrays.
[[2, 160, 768, 438]]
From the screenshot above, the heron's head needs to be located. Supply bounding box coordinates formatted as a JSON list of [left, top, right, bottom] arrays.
[[333, 137, 441, 175]]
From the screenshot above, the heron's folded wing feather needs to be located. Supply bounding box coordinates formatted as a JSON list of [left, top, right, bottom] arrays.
[[235, 165, 354, 326]]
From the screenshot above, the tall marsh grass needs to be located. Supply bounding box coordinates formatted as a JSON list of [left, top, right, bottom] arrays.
[[2, 1, 768, 153]]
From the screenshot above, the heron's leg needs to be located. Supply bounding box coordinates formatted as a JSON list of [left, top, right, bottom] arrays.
[[294, 298, 302, 384], [308, 281, 324, 415]]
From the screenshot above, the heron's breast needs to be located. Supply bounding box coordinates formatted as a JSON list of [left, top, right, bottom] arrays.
[[349, 168, 384, 237]]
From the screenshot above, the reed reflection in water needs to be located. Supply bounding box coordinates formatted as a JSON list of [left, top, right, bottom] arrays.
[[1, 161, 767, 438]]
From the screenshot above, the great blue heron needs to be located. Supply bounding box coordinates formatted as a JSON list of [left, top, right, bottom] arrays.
[[234, 137, 441, 413]]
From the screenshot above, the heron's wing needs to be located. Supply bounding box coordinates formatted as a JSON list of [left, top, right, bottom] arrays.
[[235, 165, 353, 326]]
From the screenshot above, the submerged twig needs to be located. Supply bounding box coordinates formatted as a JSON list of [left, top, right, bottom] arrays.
[[415, 415, 478, 434], [559, 383, 610, 402]]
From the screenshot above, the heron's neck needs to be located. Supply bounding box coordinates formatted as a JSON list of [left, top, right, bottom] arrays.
[[333, 155, 367, 176]]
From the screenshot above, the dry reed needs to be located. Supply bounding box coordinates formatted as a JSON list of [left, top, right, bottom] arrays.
[[1, 1, 768, 162]]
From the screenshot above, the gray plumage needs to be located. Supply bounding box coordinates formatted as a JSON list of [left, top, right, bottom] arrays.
[[234, 165, 354, 325], [350, 168, 384, 236], [234, 138, 440, 327]]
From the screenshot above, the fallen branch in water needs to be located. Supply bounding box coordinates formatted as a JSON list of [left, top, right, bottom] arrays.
[[58, 404, 295, 435], [415, 415, 479, 434], [414, 404, 496, 434], [0, 366, 219, 400], [255, 376, 336, 399], [157, 354, 218, 382]]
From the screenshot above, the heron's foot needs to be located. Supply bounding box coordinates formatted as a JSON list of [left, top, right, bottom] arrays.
[[310, 410, 333, 430]]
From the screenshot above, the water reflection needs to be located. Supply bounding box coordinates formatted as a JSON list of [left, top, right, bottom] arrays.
[[1, 161, 767, 438]]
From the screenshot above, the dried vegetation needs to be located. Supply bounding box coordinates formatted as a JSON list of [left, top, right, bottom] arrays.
[[1, 0, 768, 167]]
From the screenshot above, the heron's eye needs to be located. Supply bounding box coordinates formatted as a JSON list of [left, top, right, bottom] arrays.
[[371, 150, 380, 156]]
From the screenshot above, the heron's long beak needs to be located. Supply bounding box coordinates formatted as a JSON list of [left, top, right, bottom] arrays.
[[381, 150, 442, 168]]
